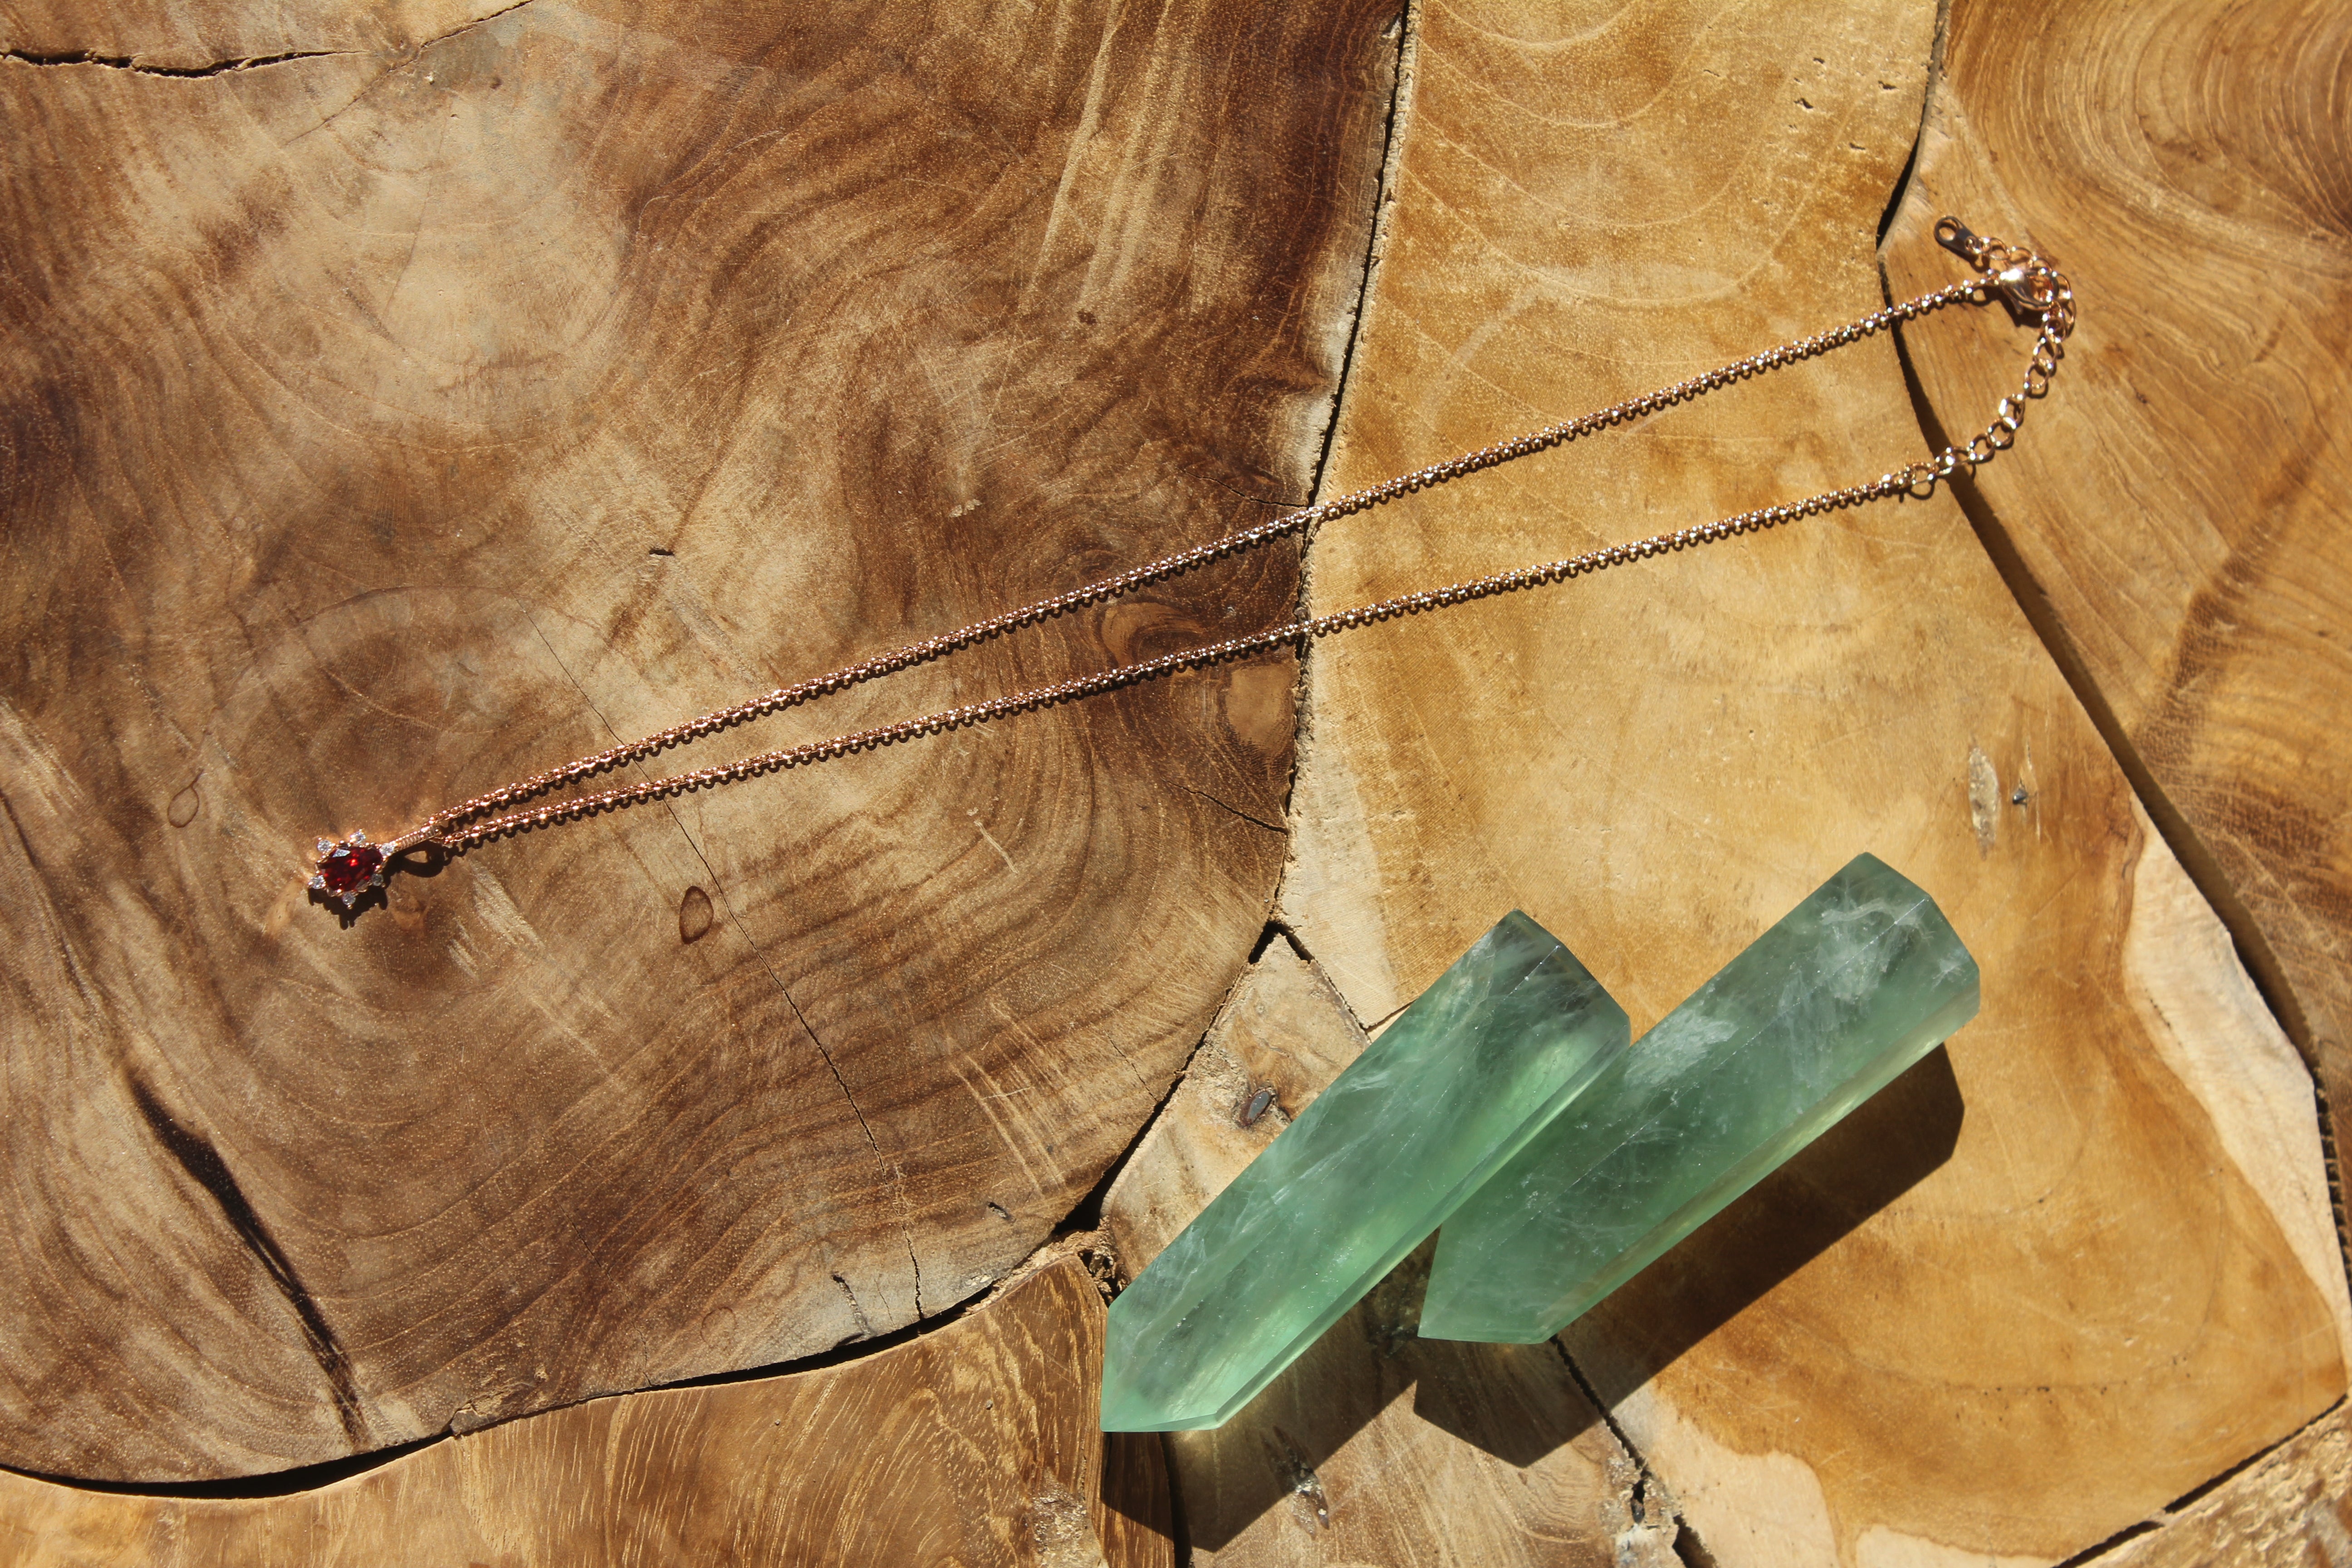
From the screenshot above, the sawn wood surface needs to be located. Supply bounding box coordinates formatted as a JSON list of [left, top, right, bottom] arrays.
[[1279, 0, 2352, 1562], [1884, 0, 2352, 1268], [0, 1257, 1173, 1568], [0, 0, 1397, 1480], [4, 0, 2349, 1561]]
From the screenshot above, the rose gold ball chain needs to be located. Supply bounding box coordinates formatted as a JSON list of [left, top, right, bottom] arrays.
[[309, 218, 2073, 907]]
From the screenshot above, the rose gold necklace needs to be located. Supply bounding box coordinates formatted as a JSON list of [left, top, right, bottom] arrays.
[[310, 218, 2072, 910]]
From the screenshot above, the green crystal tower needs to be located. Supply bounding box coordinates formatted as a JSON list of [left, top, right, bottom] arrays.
[[1100, 911, 1629, 1431], [1418, 853, 1978, 1343]]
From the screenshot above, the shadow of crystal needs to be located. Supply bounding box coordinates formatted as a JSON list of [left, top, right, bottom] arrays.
[[1503, 1042, 1964, 1432], [1154, 1044, 1961, 1546]]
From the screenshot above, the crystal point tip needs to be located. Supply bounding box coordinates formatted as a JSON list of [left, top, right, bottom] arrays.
[[1100, 910, 1629, 1430]]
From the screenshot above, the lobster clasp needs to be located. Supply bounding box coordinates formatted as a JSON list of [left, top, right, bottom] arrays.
[[1934, 215, 1990, 267], [1992, 260, 2062, 313], [1936, 215, 2070, 326]]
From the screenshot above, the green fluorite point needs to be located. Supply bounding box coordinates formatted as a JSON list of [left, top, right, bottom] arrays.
[[1100, 911, 1629, 1431], [1419, 854, 1979, 1344]]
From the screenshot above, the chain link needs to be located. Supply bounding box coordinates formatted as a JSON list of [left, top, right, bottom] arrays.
[[349, 221, 2073, 862]]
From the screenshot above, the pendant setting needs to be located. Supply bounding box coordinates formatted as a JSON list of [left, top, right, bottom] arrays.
[[311, 832, 386, 907]]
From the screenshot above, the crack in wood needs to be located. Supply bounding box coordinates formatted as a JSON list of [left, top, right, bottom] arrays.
[[1881, 239, 2350, 1288], [0, 0, 544, 81], [124, 1078, 367, 1446], [528, 568, 926, 1328], [1551, 1339, 1697, 1564], [0, 47, 346, 77], [1182, 785, 1283, 835]]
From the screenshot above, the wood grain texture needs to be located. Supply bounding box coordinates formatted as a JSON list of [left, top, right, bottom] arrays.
[[0, 1256, 1174, 1568], [1165, 1243, 1680, 1568], [1103, 945, 1680, 1566], [1276, 0, 2351, 1562], [1882, 0, 2352, 1261], [0, 0, 1399, 1479], [1100, 942, 1366, 1281], [0, 0, 525, 69], [2103, 1403, 2352, 1568]]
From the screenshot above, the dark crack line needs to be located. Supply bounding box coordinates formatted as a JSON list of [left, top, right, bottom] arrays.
[[1300, 4, 1415, 520], [1048, 959, 1264, 1252], [1880, 33, 2352, 1530], [770, 975, 926, 1318], [431, 0, 544, 50], [518, 622, 878, 1166], [2048, 1520, 2166, 1568], [1878, 0, 2325, 1063], [1269, 3, 1417, 852], [1247, 917, 1313, 965], [0, 792, 56, 893], [56, 728, 1271, 1495], [2046, 1393, 2350, 1566], [1880, 218, 2346, 1287], [1549, 1340, 1697, 1560], [126, 1078, 367, 1445], [1898, 323, 2323, 1046], [751, 942, 920, 1324], [279, 0, 551, 147], [521, 618, 918, 1312], [1875, 0, 1950, 246], [773, 984, 879, 1158], [1183, 784, 1284, 834], [2, 0, 544, 82], [0, 46, 347, 77], [6, 1257, 1027, 1497]]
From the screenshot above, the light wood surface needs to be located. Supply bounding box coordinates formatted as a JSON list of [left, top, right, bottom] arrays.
[[2102, 1401, 2352, 1568], [1279, 0, 2351, 1563], [0, 0, 1395, 1479], [0, 1256, 1173, 1568], [1165, 1242, 1679, 1568], [6, 0, 2350, 1558], [1882, 0, 2352, 1263], [1101, 942, 1366, 1284]]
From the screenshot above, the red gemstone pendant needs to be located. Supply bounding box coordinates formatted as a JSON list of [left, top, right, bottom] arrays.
[[311, 833, 386, 906]]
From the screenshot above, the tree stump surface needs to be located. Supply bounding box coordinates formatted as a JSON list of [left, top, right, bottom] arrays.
[[6, 0, 2352, 1563], [0, 0, 1396, 1481], [1885, 0, 2352, 1263], [1279, 0, 2350, 1561], [2102, 1401, 2352, 1568], [0, 1256, 1174, 1568]]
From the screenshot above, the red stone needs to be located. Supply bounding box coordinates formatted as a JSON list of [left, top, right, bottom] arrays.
[[319, 843, 383, 897]]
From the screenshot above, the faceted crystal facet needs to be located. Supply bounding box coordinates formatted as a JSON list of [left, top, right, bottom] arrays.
[[1418, 853, 1979, 1343], [1101, 911, 1629, 1431], [318, 843, 384, 901]]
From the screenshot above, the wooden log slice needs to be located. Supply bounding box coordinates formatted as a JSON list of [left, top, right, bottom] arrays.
[[1882, 0, 2352, 1259], [0, 1256, 1173, 1568], [0, 0, 1399, 1479], [1278, 0, 2351, 1561], [2102, 1401, 2352, 1567]]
